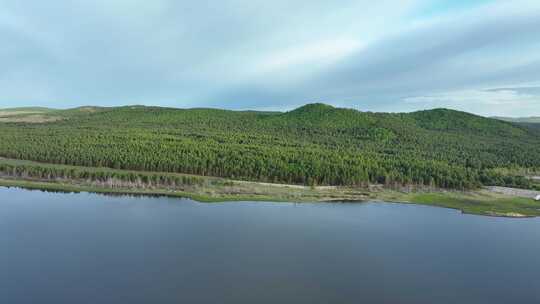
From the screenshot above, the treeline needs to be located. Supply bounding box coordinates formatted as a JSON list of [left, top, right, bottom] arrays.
[[0, 104, 539, 190], [0, 162, 205, 189]]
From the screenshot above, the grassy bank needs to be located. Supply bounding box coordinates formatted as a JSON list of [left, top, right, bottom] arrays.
[[0, 157, 370, 203], [403, 192, 540, 217], [0, 158, 539, 217]]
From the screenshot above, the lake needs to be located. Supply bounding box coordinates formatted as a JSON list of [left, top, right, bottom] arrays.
[[1, 187, 539, 303]]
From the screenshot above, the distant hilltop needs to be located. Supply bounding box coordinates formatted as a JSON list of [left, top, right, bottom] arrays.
[[0, 102, 539, 135], [492, 116, 540, 123]]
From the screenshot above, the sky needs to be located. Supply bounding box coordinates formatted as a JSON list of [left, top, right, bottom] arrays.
[[1, 0, 539, 117]]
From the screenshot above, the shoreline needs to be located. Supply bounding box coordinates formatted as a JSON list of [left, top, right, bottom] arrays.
[[1, 175, 539, 218]]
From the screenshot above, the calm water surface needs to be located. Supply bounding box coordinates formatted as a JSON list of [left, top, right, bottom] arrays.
[[1, 187, 539, 304]]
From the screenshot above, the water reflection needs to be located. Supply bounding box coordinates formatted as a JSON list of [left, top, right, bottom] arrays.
[[1, 187, 539, 304]]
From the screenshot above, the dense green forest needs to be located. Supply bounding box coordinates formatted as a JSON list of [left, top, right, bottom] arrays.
[[0, 160, 206, 188], [0, 103, 539, 190]]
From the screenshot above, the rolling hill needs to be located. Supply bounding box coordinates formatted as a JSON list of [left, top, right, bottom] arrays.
[[0, 103, 538, 190]]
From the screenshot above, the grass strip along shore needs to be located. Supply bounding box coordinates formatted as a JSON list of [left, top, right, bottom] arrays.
[[1, 158, 539, 217]]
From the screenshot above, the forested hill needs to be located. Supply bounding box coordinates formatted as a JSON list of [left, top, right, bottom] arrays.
[[0, 103, 539, 190]]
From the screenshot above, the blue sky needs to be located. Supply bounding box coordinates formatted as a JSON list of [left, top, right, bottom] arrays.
[[1, 0, 539, 116]]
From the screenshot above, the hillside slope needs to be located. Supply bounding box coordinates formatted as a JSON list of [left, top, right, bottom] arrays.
[[0, 103, 538, 189]]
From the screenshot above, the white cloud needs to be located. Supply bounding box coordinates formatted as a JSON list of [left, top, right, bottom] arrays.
[[256, 39, 363, 74]]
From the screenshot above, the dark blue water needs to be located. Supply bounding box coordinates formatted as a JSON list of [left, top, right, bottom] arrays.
[[1, 187, 539, 304]]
